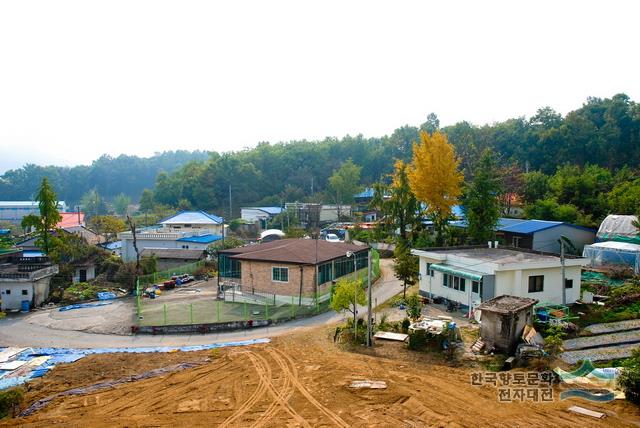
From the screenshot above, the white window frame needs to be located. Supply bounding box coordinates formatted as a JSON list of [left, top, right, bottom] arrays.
[[272, 266, 289, 283]]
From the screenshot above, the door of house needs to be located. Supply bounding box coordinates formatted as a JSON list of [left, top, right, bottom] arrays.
[[79, 269, 87, 282]]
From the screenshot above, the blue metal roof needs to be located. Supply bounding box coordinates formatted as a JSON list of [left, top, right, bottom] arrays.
[[176, 234, 223, 244], [354, 188, 375, 199], [256, 207, 283, 215], [450, 218, 594, 235]]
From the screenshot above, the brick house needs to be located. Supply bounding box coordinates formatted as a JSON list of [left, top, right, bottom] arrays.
[[218, 239, 369, 304]]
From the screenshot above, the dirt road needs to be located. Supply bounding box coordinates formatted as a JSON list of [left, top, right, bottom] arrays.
[[3, 325, 638, 427]]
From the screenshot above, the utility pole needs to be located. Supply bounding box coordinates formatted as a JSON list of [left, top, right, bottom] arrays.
[[367, 249, 372, 347], [560, 238, 566, 305], [228, 185, 232, 221]]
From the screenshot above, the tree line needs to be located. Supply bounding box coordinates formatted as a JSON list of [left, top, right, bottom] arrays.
[[1, 93, 638, 222]]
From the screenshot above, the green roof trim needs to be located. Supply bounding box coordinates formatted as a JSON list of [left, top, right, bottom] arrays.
[[429, 263, 484, 281]]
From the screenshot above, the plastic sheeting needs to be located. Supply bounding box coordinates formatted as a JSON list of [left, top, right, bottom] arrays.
[[597, 215, 640, 243], [582, 241, 640, 274], [59, 302, 113, 312], [97, 292, 117, 300]]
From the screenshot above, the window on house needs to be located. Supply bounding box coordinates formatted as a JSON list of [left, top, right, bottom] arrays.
[[443, 274, 449, 287], [453, 276, 460, 291], [459, 278, 466, 292], [5, 289, 10, 295], [272, 267, 289, 282], [426, 263, 434, 277], [472, 281, 479, 294], [22, 290, 28, 295], [565, 279, 573, 289], [512, 236, 521, 247], [528, 275, 544, 293]]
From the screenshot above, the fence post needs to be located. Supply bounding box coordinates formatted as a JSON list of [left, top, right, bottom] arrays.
[[316, 291, 319, 314], [217, 299, 221, 322], [163, 304, 167, 326], [291, 295, 295, 318], [265, 302, 269, 320], [190, 303, 194, 324], [243, 302, 248, 321]]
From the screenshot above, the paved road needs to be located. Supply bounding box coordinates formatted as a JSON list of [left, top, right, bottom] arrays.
[[0, 259, 403, 348]]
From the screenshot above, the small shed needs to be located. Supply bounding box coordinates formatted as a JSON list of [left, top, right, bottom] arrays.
[[477, 295, 538, 354]]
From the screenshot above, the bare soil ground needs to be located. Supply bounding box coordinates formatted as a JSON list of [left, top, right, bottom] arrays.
[[2, 326, 639, 427]]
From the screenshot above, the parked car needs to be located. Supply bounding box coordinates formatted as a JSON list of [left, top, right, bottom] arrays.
[[325, 233, 341, 242]]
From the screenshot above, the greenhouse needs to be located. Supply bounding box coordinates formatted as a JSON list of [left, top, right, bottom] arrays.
[[582, 241, 640, 274]]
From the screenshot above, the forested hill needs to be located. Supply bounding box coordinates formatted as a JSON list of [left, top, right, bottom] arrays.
[[147, 93, 640, 218], [0, 151, 209, 205], [1, 94, 638, 213]]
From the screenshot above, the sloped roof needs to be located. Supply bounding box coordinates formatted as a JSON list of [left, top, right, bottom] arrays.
[[176, 234, 223, 244], [243, 206, 283, 215], [57, 212, 85, 229], [220, 238, 367, 265], [159, 211, 223, 225], [450, 217, 594, 235]]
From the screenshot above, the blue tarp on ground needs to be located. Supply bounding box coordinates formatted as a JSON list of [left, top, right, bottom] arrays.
[[0, 338, 270, 390], [97, 292, 117, 300], [59, 302, 113, 312]]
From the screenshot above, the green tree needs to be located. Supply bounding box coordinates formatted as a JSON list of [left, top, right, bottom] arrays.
[[21, 178, 62, 254], [522, 171, 550, 204], [328, 159, 362, 205], [388, 160, 420, 242], [113, 193, 131, 216], [139, 188, 155, 213], [88, 215, 126, 242], [330, 277, 366, 332], [81, 189, 105, 219], [393, 241, 419, 299], [462, 150, 502, 243], [618, 348, 640, 404]]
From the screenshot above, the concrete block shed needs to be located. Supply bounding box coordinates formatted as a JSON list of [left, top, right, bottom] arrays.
[[477, 295, 538, 354]]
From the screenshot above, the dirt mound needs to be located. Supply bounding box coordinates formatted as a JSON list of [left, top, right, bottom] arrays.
[[2, 327, 639, 427]]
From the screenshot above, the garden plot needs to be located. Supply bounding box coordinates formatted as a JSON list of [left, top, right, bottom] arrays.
[[560, 343, 639, 364], [583, 319, 640, 335], [563, 330, 640, 351]]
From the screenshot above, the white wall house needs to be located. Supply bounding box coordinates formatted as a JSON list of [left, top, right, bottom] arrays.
[[241, 207, 283, 226], [0, 252, 59, 311], [119, 211, 225, 263], [411, 246, 588, 309], [0, 201, 67, 225]]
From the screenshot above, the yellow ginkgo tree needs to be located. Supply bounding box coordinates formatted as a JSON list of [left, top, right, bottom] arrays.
[[408, 130, 463, 245]]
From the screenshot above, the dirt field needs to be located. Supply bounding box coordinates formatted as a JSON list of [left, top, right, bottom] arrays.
[[2, 326, 639, 427]]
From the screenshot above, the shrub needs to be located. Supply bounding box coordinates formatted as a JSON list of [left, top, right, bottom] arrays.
[[405, 293, 422, 321], [618, 348, 640, 404], [0, 387, 24, 419], [408, 329, 427, 350], [401, 317, 411, 334]]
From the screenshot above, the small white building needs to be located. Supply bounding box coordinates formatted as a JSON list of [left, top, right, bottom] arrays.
[[411, 245, 588, 309], [0, 251, 59, 311], [119, 211, 225, 263], [241, 207, 283, 228]]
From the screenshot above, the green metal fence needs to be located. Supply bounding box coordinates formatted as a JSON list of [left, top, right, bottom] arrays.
[[137, 289, 333, 327], [134, 249, 380, 328]]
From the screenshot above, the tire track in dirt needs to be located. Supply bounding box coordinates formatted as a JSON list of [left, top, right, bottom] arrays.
[[246, 351, 307, 426], [268, 347, 349, 428], [251, 349, 298, 428], [219, 352, 269, 427]]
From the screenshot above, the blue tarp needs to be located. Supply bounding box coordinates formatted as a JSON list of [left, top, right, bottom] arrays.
[[0, 338, 271, 390], [59, 302, 113, 312], [97, 292, 117, 300]]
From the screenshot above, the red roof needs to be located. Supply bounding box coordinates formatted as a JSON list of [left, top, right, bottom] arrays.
[[57, 212, 85, 229]]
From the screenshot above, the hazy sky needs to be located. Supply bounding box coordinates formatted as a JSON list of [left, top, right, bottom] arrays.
[[1, 0, 638, 173]]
